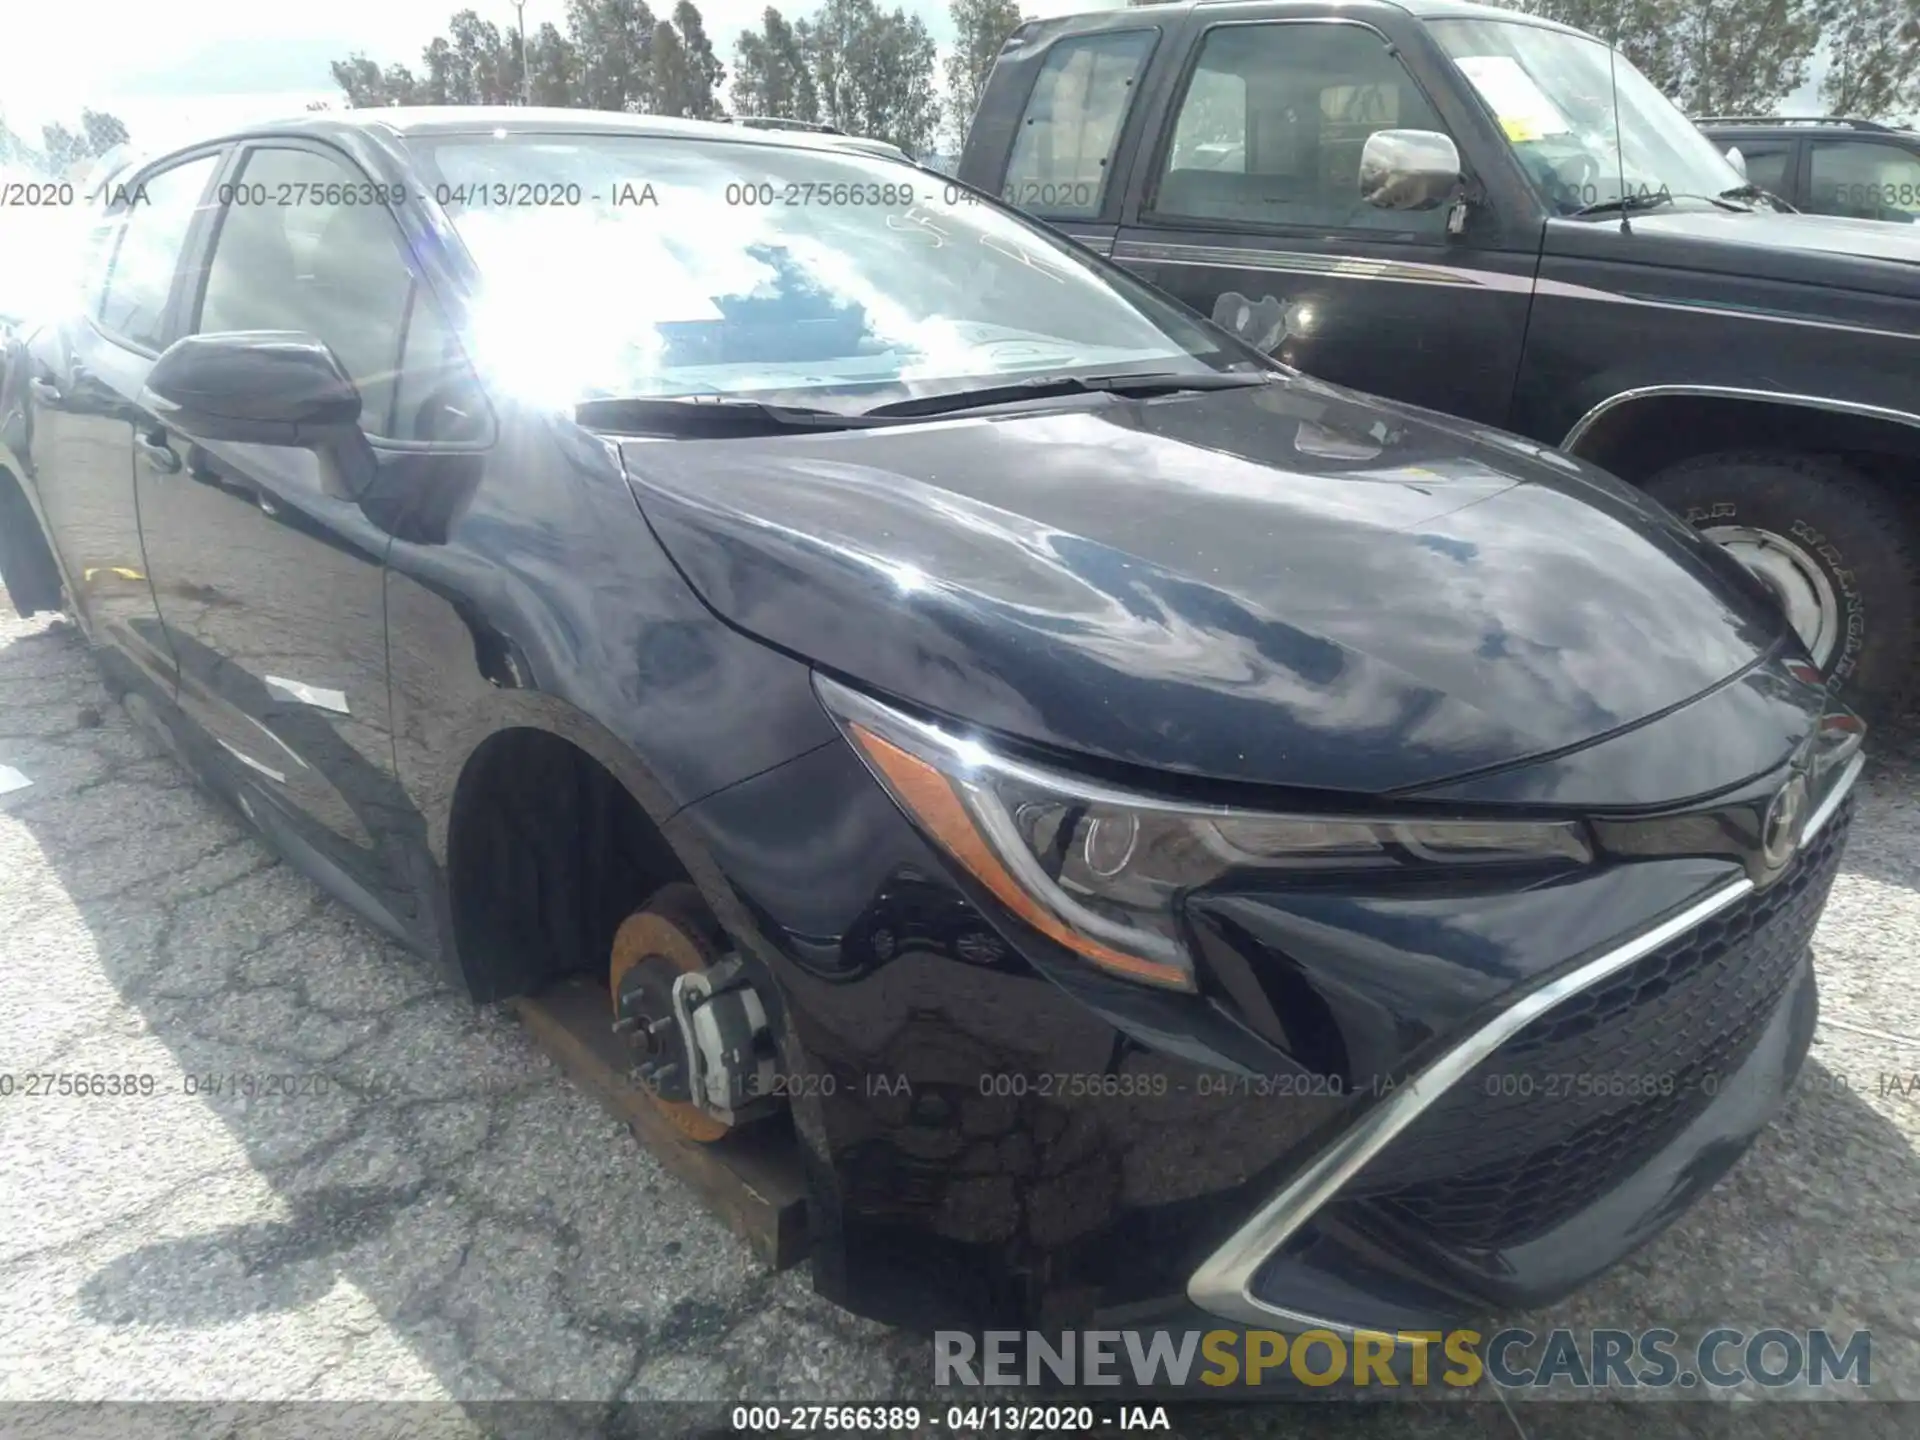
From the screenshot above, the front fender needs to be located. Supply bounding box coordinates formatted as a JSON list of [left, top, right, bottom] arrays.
[[1515, 236, 1920, 453], [377, 412, 840, 991]]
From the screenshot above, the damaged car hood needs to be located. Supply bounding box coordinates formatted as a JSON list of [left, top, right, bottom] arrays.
[[617, 376, 1787, 795]]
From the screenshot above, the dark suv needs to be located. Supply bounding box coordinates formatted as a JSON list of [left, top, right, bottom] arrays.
[[1697, 116, 1920, 225], [960, 0, 1920, 716]]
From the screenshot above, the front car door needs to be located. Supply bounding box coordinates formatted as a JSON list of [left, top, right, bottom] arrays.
[[1110, 2, 1542, 424], [133, 139, 449, 940], [15, 153, 224, 697]]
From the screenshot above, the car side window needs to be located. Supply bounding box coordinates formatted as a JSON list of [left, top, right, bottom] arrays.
[[1808, 140, 1920, 223], [196, 145, 484, 442], [1001, 30, 1157, 219], [1149, 23, 1451, 236], [77, 202, 124, 317], [1726, 140, 1792, 198], [96, 154, 221, 349], [390, 280, 492, 445]]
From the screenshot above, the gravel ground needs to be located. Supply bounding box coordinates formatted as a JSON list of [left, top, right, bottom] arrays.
[[1, 605, 1916, 1440]]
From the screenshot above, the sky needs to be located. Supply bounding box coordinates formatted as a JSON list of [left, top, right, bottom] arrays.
[[5, 0, 1829, 155]]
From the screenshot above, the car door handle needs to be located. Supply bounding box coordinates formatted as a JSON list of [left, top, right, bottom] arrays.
[[135, 432, 182, 474], [28, 377, 61, 405]]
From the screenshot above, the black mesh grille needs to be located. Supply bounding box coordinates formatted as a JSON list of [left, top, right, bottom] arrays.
[[1354, 795, 1852, 1251]]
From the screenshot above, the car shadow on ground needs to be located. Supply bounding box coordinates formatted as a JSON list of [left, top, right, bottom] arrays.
[[0, 615, 1915, 1440]]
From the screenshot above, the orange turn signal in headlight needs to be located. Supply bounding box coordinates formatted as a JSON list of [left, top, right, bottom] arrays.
[[845, 722, 1197, 990]]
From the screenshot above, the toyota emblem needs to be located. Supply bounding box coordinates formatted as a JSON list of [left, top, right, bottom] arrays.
[[1761, 775, 1810, 871]]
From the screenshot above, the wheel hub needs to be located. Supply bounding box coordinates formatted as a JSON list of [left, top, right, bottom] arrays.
[[609, 901, 731, 1142], [1701, 524, 1840, 668], [612, 955, 693, 1102]]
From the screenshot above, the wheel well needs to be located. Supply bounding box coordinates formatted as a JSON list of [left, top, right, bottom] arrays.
[[1569, 395, 1920, 492], [446, 727, 690, 1003]]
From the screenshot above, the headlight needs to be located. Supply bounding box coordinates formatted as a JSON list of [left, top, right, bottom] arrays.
[[815, 676, 1593, 992]]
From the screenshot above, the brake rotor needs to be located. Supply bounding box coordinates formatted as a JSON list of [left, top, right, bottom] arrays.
[[610, 886, 731, 1143]]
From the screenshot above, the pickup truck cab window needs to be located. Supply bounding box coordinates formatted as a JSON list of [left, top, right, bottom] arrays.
[[1001, 29, 1157, 219], [1149, 21, 1452, 236], [1428, 16, 1744, 216]]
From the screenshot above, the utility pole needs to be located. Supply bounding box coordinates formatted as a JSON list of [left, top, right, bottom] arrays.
[[513, 0, 531, 104]]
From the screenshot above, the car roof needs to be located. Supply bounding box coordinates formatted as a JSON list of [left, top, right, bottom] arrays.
[[1035, 0, 1594, 41], [1696, 117, 1920, 141], [1358, 0, 1585, 25]]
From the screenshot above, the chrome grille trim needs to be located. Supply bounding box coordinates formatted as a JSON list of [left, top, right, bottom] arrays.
[[1186, 750, 1861, 1328]]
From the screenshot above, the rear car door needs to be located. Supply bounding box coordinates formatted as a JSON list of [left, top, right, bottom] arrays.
[[1110, 6, 1540, 424], [133, 139, 456, 939], [15, 152, 223, 695]]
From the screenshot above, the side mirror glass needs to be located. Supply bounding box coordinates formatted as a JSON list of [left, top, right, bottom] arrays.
[[140, 331, 361, 448], [1359, 129, 1464, 212], [1725, 145, 1749, 179]]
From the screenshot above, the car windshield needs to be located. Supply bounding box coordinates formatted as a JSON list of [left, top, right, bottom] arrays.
[[409, 132, 1250, 412], [1429, 18, 1748, 217]]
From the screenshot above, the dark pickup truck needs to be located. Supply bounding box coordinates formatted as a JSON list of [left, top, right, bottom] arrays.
[[959, 0, 1920, 715]]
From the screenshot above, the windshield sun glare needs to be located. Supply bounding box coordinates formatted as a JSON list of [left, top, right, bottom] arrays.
[[415, 135, 1241, 413]]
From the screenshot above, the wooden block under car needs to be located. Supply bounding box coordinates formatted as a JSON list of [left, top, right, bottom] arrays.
[[508, 973, 811, 1270]]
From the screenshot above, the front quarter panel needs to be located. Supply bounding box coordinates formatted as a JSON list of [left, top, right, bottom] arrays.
[[381, 402, 838, 986], [666, 711, 1781, 1332], [1516, 222, 1920, 447]]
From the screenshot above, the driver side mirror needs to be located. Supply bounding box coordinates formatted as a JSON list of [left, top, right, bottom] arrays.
[[1725, 146, 1749, 179], [140, 331, 362, 449], [1359, 129, 1464, 212]]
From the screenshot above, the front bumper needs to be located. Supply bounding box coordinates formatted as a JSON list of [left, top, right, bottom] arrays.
[[667, 687, 1859, 1336], [1190, 759, 1855, 1331]]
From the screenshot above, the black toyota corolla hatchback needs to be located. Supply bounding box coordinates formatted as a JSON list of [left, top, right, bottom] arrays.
[[0, 110, 1864, 1341]]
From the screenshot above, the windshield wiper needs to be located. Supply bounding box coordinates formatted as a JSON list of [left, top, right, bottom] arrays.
[[573, 369, 1273, 433], [861, 369, 1272, 420], [1571, 189, 1752, 218], [1720, 182, 1795, 212], [575, 395, 893, 435]]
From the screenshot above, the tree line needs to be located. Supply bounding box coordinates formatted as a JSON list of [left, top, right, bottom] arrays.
[[10, 0, 1908, 181], [322, 0, 1916, 156], [323, 0, 1024, 159], [0, 109, 130, 177], [1502, 0, 1919, 120]]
